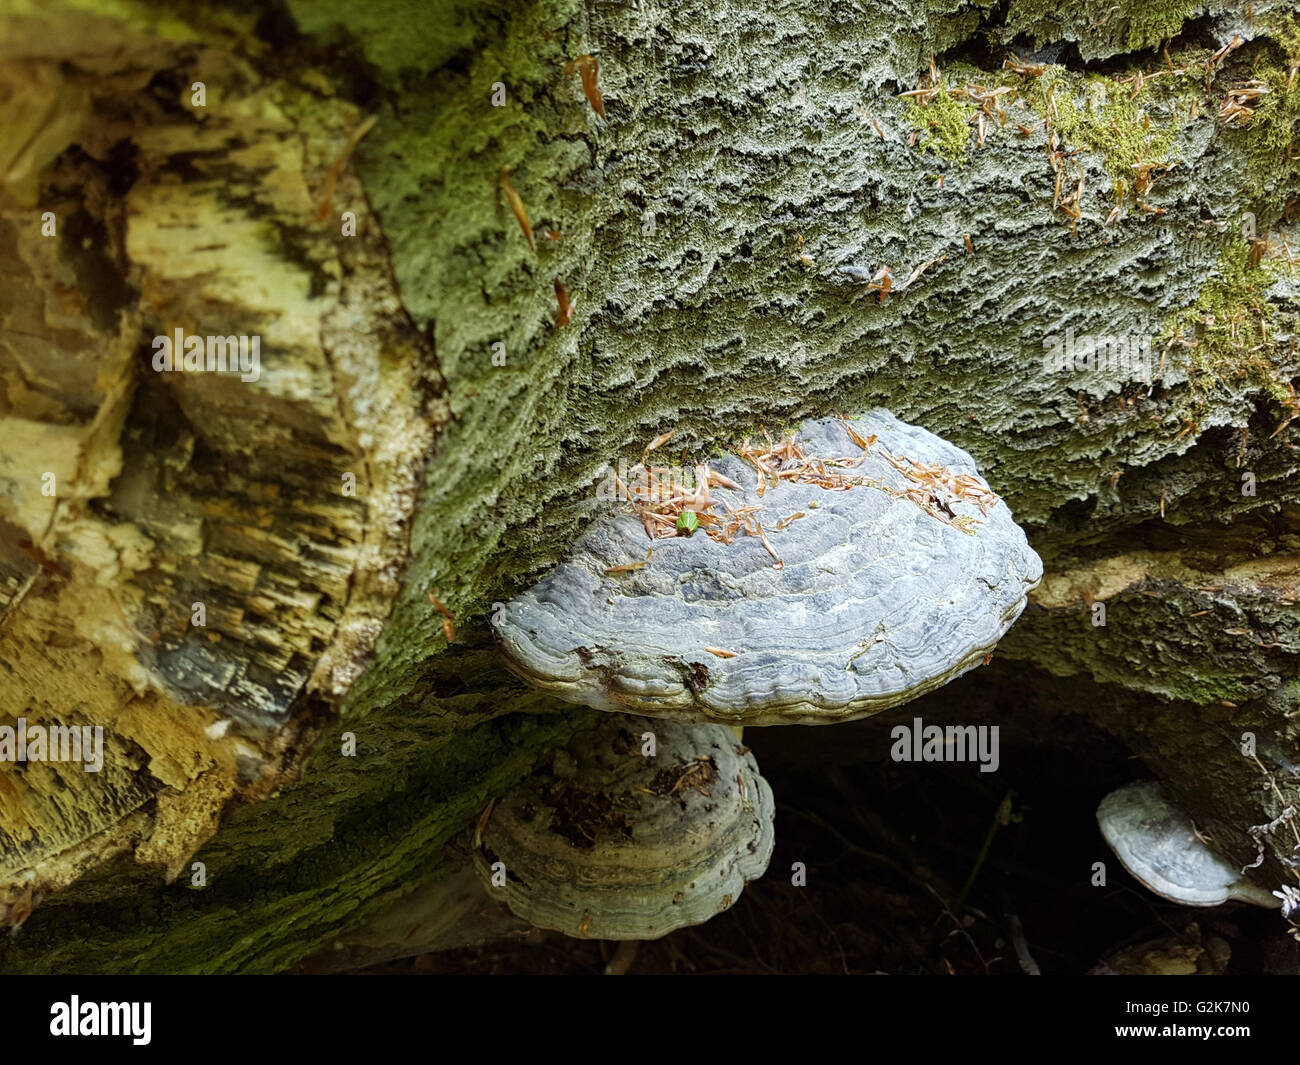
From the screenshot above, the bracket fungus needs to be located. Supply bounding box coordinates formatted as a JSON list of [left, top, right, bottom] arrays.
[[493, 410, 1042, 725], [471, 715, 775, 940], [1097, 780, 1280, 909]]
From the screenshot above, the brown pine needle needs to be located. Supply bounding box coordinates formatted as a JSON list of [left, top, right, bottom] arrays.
[[499, 170, 535, 251], [605, 548, 653, 575], [642, 430, 675, 465], [563, 54, 606, 119], [316, 114, 378, 223], [427, 591, 455, 620]]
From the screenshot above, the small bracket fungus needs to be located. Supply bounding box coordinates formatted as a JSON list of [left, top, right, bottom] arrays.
[[1097, 780, 1280, 908], [493, 410, 1042, 725], [470, 715, 775, 940]]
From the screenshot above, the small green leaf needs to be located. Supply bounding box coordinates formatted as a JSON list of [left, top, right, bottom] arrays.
[[675, 510, 699, 536]]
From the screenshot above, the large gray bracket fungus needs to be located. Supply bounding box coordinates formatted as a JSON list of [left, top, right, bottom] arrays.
[[494, 410, 1042, 725], [471, 715, 775, 940], [1097, 780, 1280, 909]]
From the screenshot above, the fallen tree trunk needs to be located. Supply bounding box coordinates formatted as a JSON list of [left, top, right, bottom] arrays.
[[1, 0, 1298, 972]]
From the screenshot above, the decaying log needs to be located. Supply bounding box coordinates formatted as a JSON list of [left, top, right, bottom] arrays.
[[0, 0, 1298, 971]]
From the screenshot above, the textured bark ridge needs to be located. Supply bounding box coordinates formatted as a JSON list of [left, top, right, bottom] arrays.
[[0, 0, 1298, 971]]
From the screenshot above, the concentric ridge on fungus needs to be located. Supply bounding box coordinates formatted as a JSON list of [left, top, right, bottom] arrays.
[[471, 715, 776, 940], [493, 409, 1043, 726]]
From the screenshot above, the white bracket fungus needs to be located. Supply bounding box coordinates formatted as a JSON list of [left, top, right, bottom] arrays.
[[1097, 780, 1280, 908], [471, 715, 775, 940], [493, 410, 1042, 725]]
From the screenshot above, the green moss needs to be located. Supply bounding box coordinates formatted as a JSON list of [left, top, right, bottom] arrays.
[[1241, 68, 1300, 177], [1004, 0, 1200, 56], [997, 34, 1294, 210], [1121, 0, 1200, 51], [1266, 12, 1300, 65], [1160, 242, 1292, 415], [905, 84, 973, 163], [1032, 71, 1179, 202], [1213, 22, 1300, 194]]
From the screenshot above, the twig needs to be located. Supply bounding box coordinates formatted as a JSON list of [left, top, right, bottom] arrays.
[[956, 791, 1012, 911], [1006, 913, 1042, 975]]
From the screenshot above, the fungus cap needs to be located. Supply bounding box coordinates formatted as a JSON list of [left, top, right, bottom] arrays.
[[1097, 780, 1279, 908], [494, 410, 1042, 725], [471, 715, 775, 940]]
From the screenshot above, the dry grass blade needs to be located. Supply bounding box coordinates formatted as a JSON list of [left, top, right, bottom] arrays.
[[1219, 80, 1269, 126], [754, 520, 783, 568], [1003, 53, 1045, 77], [838, 418, 876, 453], [706, 467, 742, 490]]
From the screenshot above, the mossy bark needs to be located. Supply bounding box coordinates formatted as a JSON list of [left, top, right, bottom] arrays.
[[1, 0, 1298, 972]]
